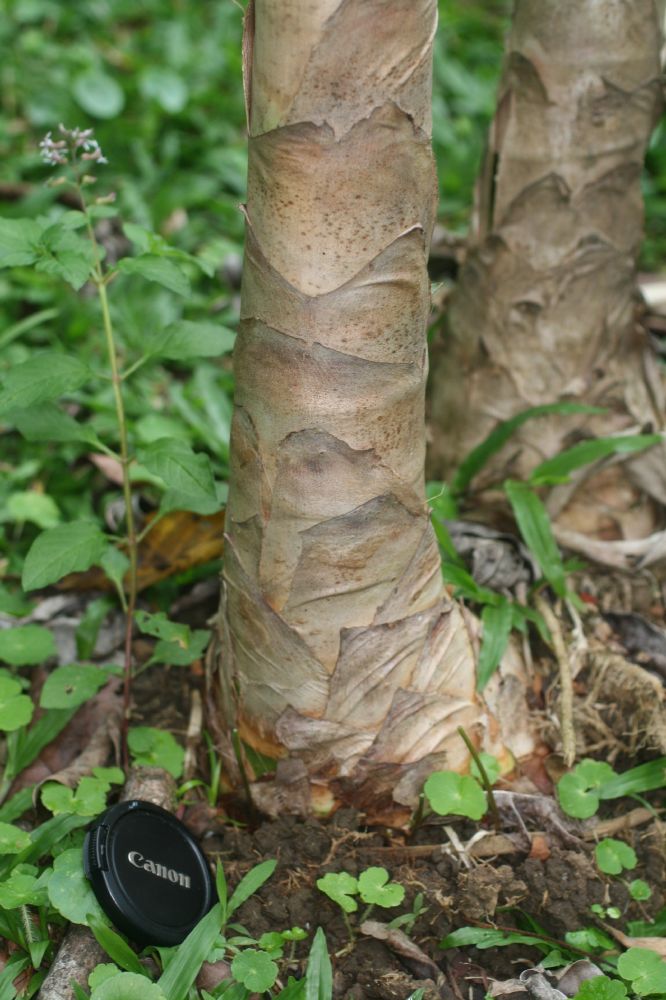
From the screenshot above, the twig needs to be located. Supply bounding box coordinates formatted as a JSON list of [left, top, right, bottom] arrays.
[[534, 594, 576, 766]]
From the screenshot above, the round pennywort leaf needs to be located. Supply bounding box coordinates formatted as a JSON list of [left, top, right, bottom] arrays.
[[358, 867, 405, 908], [424, 771, 487, 819], [231, 950, 278, 993], [595, 838, 637, 875]]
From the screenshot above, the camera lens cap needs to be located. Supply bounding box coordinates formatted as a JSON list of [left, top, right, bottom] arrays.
[[83, 799, 215, 945]]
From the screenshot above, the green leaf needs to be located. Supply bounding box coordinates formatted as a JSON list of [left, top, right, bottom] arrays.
[[432, 518, 465, 568], [531, 435, 662, 486], [4, 708, 74, 784], [231, 950, 278, 993], [10, 403, 100, 445], [40, 663, 114, 710], [147, 321, 236, 361], [76, 597, 113, 660], [504, 480, 567, 598], [73, 69, 125, 118], [476, 599, 513, 691], [91, 972, 166, 1000], [0, 866, 50, 908], [134, 610, 190, 643], [87, 915, 148, 976], [6, 491, 60, 529], [565, 928, 616, 952], [424, 771, 487, 820], [150, 631, 209, 667], [470, 752, 501, 786], [440, 562, 502, 606], [0, 217, 42, 267], [139, 67, 188, 113], [34, 226, 96, 290], [0, 675, 34, 731], [595, 838, 637, 875], [117, 256, 190, 296], [617, 949, 666, 995], [599, 758, 666, 800], [357, 867, 405, 908], [440, 926, 547, 950], [452, 403, 604, 495], [0, 585, 33, 618], [41, 774, 113, 817], [0, 787, 35, 824], [157, 903, 223, 1000], [227, 859, 277, 917], [48, 848, 106, 924], [629, 880, 652, 901], [216, 863, 228, 925], [557, 760, 618, 819], [0, 624, 56, 666], [0, 822, 31, 854], [304, 927, 332, 1000], [88, 965, 121, 991], [99, 548, 130, 599], [426, 481, 459, 520], [138, 439, 219, 515], [22, 521, 107, 591], [316, 871, 359, 914], [573, 976, 628, 1000], [128, 727, 184, 778], [0, 353, 89, 416]]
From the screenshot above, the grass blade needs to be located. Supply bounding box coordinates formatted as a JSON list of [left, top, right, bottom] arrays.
[[530, 434, 661, 486], [157, 903, 223, 1000], [599, 758, 666, 800], [305, 927, 332, 1000], [477, 599, 513, 691], [227, 859, 276, 918], [452, 403, 603, 495], [87, 914, 147, 976], [504, 480, 567, 598]]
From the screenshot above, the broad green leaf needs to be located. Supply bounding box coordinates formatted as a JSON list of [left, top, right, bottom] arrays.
[[452, 403, 603, 495], [139, 67, 188, 112], [41, 773, 117, 817], [470, 752, 501, 786], [87, 915, 148, 976], [476, 599, 513, 691], [0, 353, 89, 416], [34, 226, 96, 290], [305, 929, 332, 1000], [147, 321, 236, 361], [6, 491, 60, 529], [40, 663, 114, 709], [0, 624, 56, 666], [48, 847, 106, 924], [0, 217, 42, 267], [573, 976, 628, 1000], [629, 879, 652, 901], [0, 822, 31, 854], [227, 859, 277, 917], [128, 727, 184, 778], [89, 965, 122, 991], [73, 69, 125, 118], [91, 972, 166, 1000], [22, 521, 107, 591], [0, 867, 50, 908], [231, 950, 278, 993], [504, 480, 567, 598], [117, 255, 190, 296], [0, 585, 33, 618], [424, 771, 487, 820], [316, 871, 359, 914], [10, 403, 100, 445], [134, 413, 190, 444], [618, 949, 666, 996], [150, 631, 209, 667], [565, 928, 615, 952], [138, 439, 219, 515], [595, 838, 637, 875], [357, 867, 405, 908], [134, 610, 190, 643], [556, 772, 601, 819], [0, 675, 33, 731], [440, 926, 546, 950], [531, 435, 662, 486], [157, 903, 223, 1000]]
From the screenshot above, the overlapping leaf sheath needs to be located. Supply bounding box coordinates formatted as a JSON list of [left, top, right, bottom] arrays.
[[216, 0, 520, 815], [429, 0, 665, 521]]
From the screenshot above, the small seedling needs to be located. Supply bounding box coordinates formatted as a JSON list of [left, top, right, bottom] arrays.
[[595, 838, 637, 876], [629, 879, 652, 902], [317, 866, 405, 944], [423, 770, 487, 820], [590, 903, 622, 920]]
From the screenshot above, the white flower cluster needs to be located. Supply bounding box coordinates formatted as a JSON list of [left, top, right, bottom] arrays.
[[39, 124, 108, 167]]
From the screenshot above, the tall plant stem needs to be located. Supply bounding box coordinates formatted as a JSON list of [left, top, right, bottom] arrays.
[[77, 177, 138, 764]]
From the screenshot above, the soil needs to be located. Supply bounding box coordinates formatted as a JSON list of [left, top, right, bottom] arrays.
[[184, 799, 665, 999]]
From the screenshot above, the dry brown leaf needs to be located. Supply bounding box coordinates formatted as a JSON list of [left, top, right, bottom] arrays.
[[604, 925, 666, 959]]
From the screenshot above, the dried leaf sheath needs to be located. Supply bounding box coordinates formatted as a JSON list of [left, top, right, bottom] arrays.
[[217, 0, 501, 813], [429, 0, 665, 514]]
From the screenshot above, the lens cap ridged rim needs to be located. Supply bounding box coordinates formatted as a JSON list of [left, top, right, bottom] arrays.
[[83, 799, 215, 945]]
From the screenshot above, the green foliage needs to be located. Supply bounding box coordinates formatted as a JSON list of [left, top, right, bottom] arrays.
[[304, 927, 332, 1000], [127, 727, 184, 778], [440, 926, 551, 953], [0, 624, 56, 666], [629, 880, 652, 902], [22, 521, 108, 591], [470, 752, 501, 786], [134, 610, 210, 667], [617, 948, 666, 996], [227, 859, 277, 918], [573, 976, 628, 1000], [565, 927, 615, 952], [41, 767, 123, 817], [504, 479, 568, 599], [47, 847, 106, 924], [357, 867, 405, 909], [316, 871, 360, 914], [40, 663, 118, 709], [91, 972, 167, 1000], [230, 950, 278, 993], [423, 770, 487, 820], [0, 675, 34, 731], [557, 758, 666, 819], [594, 838, 637, 876]]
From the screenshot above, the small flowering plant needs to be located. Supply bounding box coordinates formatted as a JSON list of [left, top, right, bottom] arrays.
[[0, 125, 228, 761]]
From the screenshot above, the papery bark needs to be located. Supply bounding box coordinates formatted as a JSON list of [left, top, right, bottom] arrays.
[[429, 0, 665, 539], [214, 0, 531, 817]]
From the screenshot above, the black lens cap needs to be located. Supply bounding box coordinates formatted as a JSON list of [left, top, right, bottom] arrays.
[[83, 800, 215, 946]]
